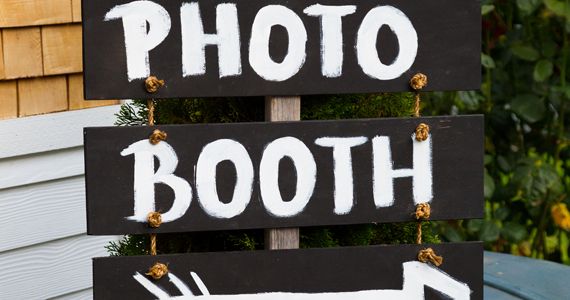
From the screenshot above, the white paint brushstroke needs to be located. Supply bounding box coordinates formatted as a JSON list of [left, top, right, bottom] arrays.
[[105, 1, 171, 81], [196, 139, 254, 219], [181, 3, 242, 77], [314, 136, 368, 214], [134, 262, 470, 299], [133, 272, 171, 299], [259, 137, 317, 217], [356, 5, 418, 80], [303, 4, 357, 77], [249, 5, 308, 81], [372, 134, 432, 208], [121, 140, 192, 223], [191, 272, 211, 295], [169, 273, 195, 296]]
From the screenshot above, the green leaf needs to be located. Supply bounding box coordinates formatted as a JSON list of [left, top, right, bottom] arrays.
[[484, 155, 493, 165], [544, 0, 570, 19], [481, 53, 496, 69], [533, 60, 554, 82], [502, 222, 527, 242], [484, 169, 496, 198], [482, 4, 495, 15], [517, 0, 541, 14], [443, 226, 465, 242], [510, 94, 546, 123], [511, 44, 540, 61], [561, 233, 569, 265], [479, 221, 501, 242], [497, 155, 511, 172], [541, 40, 558, 58], [495, 206, 510, 221], [467, 219, 484, 233]]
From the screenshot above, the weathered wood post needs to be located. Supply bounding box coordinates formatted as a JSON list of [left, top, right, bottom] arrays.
[[265, 96, 301, 250]]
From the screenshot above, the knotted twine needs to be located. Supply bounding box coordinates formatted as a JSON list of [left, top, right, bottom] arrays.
[[146, 262, 169, 280], [415, 123, 430, 142], [418, 248, 443, 267], [145, 76, 164, 94], [410, 73, 427, 117], [149, 129, 167, 145], [410, 73, 443, 266], [144, 76, 168, 279]]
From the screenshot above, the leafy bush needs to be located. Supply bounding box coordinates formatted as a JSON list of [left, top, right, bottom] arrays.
[[424, 0, 570, 263]]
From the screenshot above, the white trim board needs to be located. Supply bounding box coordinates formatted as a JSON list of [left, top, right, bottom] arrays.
[[0, 105, 121, 159]]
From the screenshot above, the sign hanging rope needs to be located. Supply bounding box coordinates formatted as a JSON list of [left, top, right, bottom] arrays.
[[410, 73, 443, 266], [144, 76, 169, 279]]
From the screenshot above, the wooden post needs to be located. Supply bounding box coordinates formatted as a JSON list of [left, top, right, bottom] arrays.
[[264, 96, 301, 250]]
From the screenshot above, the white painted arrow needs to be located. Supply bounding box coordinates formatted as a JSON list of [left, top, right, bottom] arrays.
[[134, 261, 471, 300]]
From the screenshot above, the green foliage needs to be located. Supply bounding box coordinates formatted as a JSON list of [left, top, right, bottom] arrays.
[[425, 0, 570, 263], [110, 93, 435, 256], [106, 235, 147, 256]]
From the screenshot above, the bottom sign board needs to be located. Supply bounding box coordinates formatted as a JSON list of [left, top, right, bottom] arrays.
[[93, 242, 482, 299]]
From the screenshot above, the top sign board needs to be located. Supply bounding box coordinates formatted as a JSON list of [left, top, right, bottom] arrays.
[[82, 0, 481, 99]]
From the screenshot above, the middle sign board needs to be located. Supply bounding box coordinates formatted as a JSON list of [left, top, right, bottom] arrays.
[[85, 116, 483, 235]]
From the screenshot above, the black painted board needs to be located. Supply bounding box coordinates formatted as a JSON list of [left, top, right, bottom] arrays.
[[85, 115, 483, 235], [82, 0, 481, 99], [93, 242, 483, 299]]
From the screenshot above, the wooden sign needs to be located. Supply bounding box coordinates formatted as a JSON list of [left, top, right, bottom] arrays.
[[82, 0, 481, 99], [85, 116, 483, 235], [93, 242, 483, 299]]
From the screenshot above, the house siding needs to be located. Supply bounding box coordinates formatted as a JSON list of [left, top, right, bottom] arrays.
[[0, 106, 122, 299]]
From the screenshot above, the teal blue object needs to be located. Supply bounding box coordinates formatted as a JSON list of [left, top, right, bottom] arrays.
[[484, 251, 570, 299]]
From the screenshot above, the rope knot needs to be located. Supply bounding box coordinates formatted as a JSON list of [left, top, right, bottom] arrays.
[[149, 129, 167, 145], [415, 123, 430, 142], [410, 73, 428, 90], [147, 211, 163, 228], [146, 262, 168, 280], [418, 248, 443, 266], [415, 203, 431, 220], [145, 76, 165, 93]]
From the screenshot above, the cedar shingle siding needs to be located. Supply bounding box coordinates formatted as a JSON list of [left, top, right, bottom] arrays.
[[0, 0, 118, 120]]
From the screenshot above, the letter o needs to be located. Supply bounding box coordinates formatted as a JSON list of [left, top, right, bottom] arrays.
[[196, 139, 254, 218], [249, 5, 308, 81], [259, 137, 317, 217], [356, 6, 418, 80]]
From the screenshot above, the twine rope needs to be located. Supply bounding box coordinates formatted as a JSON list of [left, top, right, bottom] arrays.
[[145, 76, 164, 94], [412, 76, 428, 248], [150, 234, 157, 256], [147, 99, 155, 126], [146, 90, 162, 257], [149, 129, 167, 145], [410, 73, 427, 117], [415, 203, 431, 244], [147, 212, 162, 255], [415, 123, 430, 142], [144, 79, 168, 278], [418, 248, 443, 266], [146, 262, 169, 280]]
